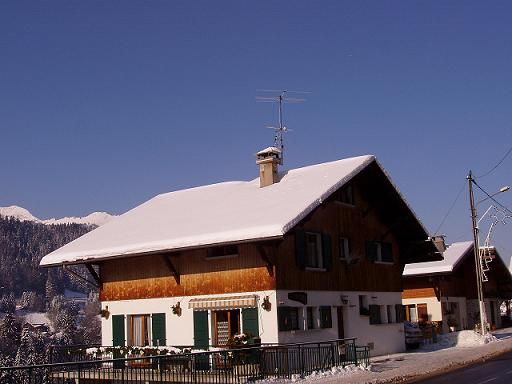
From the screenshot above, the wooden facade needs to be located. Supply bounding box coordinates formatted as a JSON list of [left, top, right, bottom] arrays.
[[99, 164, 435, 302]]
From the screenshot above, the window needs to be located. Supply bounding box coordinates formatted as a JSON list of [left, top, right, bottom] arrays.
[[359, 295, 369, 316], [369, 305, 382, 325], [207, 245, 239, 259], [334, 185, 354, 205], [213, 309, 240, 346], [319, 306, 332, 328], [339, 237, 351, 260], [278, 307, 300, 331], [366, 241, 393, 263], [128, 314, 151, 346], [295, 230, 332, 271], [306, 307, 316, 330], [305, 232, 323, 268], [404, 304, 417, 322]]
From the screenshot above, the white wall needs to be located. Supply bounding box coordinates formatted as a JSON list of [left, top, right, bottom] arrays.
[[101, 291, 279, 347], [276, 290, 405, 356], [101, 289, 405, 356]]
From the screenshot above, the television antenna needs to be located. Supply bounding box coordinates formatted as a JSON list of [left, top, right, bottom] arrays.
[[256, 89, 308, 165]]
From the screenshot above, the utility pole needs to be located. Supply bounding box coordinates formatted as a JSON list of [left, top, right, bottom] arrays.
[[467, 171, 487, 335]]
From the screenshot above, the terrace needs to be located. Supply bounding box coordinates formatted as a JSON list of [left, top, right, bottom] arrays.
[[0, 338, 369, 384]]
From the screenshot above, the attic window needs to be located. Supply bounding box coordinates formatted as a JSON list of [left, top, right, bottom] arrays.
[[207, 245, 239, 259], [334, 185, 354, 205], [366, 241, 393, 263]]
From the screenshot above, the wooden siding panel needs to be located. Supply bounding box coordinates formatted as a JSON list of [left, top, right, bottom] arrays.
[[275, 182, 404, 293], [100, 244, 275, 301], [402, 287, 437, 299]]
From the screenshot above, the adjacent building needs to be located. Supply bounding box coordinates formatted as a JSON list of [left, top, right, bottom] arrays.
[[402, 240, 512, 333]]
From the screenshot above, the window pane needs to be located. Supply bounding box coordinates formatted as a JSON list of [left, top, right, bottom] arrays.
[[306, 233, 321, 268]]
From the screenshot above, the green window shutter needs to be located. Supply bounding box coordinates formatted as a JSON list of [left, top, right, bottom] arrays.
[[381, 242, 393, 262], [193, 311, 209, 350], [295, 228, 306, 270], [277, 306, 291, 331], [366, 241, 378, 262], [112, 315, 125, 347], [242, 307, 259, 339], [151, 313, 166, 347], [369, 305, 381, 325], [322, 233, 332, 271]]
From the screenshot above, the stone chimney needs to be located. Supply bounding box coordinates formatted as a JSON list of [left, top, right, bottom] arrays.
[[256, 147, 281, 188]]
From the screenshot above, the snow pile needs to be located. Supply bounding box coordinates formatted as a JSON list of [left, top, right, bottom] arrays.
[[453, 330, 497, 346], [420, 330, 498, 351], [254, 364, 370, 383]]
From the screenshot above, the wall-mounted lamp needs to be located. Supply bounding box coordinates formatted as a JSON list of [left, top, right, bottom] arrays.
[[172, 302, 182, 316], [261, 296, 272, 311], [340, 295, 349, 305], [100, 306, 110, 319]]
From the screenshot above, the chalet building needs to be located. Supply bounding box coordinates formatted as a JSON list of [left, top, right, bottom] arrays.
[[402, 240, 512, 333], [41, 151, 439, 356]]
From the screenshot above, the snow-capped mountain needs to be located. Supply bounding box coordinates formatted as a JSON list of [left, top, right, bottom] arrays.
[[0, 205, 115, 227]]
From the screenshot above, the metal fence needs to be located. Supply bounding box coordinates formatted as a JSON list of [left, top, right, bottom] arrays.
[[1, 339, 370, 384]]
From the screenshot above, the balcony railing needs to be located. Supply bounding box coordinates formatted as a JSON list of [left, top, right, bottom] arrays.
[[1, 338, 370, 384]]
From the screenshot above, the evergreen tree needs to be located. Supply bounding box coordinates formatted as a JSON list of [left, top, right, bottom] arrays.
[[0, 313, 20, 357]]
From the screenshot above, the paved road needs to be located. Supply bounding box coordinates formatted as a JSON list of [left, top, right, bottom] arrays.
[[416, 350, 512, 384]]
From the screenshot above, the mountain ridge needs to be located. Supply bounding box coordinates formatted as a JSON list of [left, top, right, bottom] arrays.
[[0, 205, 115, 227]]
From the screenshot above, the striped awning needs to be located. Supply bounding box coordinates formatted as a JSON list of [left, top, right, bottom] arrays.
[[188, 295, 257, 310]]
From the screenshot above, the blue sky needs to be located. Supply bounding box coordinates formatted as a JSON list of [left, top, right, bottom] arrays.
[[1, 1, 511, 259]]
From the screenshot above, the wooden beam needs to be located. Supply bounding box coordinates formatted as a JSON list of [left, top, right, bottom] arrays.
[[63, 265, 99, 289], [257, 244, 274, 277], [162, 254, 180, 285], [85, 264, 101, 287]]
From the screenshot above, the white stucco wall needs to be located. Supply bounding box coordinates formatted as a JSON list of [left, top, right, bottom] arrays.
[[101, 290, 405, 356], [276, 290, 405, 357], [101, 291, 278, 347]]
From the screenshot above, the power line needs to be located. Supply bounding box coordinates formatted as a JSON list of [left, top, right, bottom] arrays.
[[433, 180, 467, 236], [472, 179, 512, 216], [476, 144, 512, 179]]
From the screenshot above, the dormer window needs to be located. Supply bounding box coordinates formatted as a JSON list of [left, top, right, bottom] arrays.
[[207, 245, 239, 259]]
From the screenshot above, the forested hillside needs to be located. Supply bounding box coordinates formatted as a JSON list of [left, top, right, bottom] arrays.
[[0, 216, 101, 367], [0, 216, 92, 298]]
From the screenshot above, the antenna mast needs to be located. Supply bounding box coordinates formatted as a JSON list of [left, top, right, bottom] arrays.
[[256, 89, 307, 165]]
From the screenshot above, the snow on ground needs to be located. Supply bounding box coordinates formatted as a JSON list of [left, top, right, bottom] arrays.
[[255, 328, 512, 384]]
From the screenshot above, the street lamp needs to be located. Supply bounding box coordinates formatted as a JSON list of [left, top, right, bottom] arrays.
[[467, 171, 510, 335]]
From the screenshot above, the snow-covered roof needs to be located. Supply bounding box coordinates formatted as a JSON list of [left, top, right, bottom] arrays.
[[40, 154, 427, 267], [403, 241, 473, 276]]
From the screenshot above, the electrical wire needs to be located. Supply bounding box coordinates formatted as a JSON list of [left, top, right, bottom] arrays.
[[433, 180, 467, 236], [476, 144, 512, 179], [472, 179, 512, 216]]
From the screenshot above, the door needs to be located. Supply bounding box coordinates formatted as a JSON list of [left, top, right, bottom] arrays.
[[213, 309, 240, 346], [337, 307, 345, 339]]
